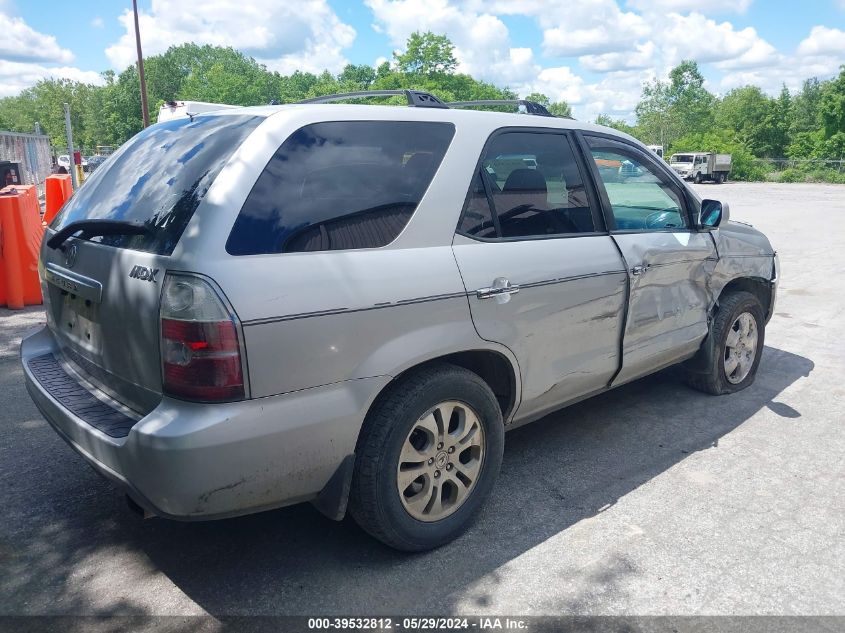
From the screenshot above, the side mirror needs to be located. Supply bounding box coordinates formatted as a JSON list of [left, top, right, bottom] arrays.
[[700, 199, 730, 229]]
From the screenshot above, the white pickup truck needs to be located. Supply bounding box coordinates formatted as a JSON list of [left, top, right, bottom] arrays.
[[670, 152, 732, 184], [157, 100, 238, 123]]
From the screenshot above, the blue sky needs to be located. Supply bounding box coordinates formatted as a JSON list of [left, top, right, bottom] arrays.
[[2, 0, 844, 120]]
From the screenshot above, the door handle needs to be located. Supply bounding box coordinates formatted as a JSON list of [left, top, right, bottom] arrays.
[[476, 277, 520, 301], [631, 264, 651, 276]]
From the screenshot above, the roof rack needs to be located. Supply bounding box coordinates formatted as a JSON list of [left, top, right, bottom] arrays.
[[297, 91, 569, 118], [448, 99, 560, 117], [298, 89, 448, 108]]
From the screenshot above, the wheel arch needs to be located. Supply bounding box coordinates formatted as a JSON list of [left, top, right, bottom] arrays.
[[372, 348, 521, 425], [716, 275, 773, 322], [686, 276, 771, 375]]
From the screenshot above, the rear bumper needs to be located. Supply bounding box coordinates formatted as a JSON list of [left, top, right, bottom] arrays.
[[21, 325, 388, 519]]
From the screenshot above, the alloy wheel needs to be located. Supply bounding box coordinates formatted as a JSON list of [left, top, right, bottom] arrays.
[[396, 401, 485, 522]]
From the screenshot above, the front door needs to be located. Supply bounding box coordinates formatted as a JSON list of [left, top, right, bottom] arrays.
[[452, 129, 628, 421], [582, 134, 717, 385]]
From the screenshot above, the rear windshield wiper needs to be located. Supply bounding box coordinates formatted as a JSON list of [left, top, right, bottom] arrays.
[[47, 219, 152, 250]]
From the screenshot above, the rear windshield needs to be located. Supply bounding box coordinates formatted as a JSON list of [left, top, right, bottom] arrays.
[[226, 121, 455, 255], [52, 114, 262, 255]]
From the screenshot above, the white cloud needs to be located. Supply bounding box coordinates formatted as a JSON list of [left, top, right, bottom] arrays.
[[0, 60, 104, 97], [105, 0, 356, 74], [541, 7, 650, 56], [626, 0, 752, 13], [0, 10, 103, 97], [0, 12, 74, 63], [91, 17, 104, 29], [366, 0, 539, 86], [580, 41, 657, 72], [797, 26, 845, 56], [718, 25, 845, 94], [660, 13, 776, 68]]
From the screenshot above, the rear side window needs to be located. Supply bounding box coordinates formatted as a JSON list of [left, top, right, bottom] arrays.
[[226, 121, 455, 255], [457, 131, 596, 240], [52, 114, 262, 255]]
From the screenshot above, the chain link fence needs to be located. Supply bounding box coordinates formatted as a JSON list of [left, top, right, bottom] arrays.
[[753, 158, 845, 173]]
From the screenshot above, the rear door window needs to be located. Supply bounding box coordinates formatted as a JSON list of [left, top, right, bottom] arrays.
[[457, 130, 597, 239], [51, 114, 262, 255], [226, 121, 455, 255]]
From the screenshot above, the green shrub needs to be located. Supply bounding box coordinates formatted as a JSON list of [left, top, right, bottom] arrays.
[[774, 167, 845, 184]]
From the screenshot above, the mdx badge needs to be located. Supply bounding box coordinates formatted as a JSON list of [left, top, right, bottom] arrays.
[[129, 265, 159, 282]]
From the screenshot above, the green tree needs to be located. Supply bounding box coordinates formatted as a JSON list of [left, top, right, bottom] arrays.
[[791, 78, 823, 135], [595, 114, 636, 135], [717, 86, 775, 156], [819, 66, 845, 139], [394, 31, 458, 75], [523, 92, 571, 117], [636, 60, 715, 148]]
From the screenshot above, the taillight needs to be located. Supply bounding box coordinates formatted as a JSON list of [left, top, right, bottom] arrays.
[[160, 273, 245, 402]]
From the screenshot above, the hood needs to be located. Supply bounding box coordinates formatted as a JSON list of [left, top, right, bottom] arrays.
[[716, 220, 774, 258]]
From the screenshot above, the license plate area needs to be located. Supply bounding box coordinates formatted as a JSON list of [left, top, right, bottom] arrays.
[[57, 292, 103, 354]]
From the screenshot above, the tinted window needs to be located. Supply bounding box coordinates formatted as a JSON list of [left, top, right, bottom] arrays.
[[457, 171, 497, 238], [52, 114, 262, 255], [226, 121, 455, 255], [458, 131, 595, 239], [587, 142, 687, 231]]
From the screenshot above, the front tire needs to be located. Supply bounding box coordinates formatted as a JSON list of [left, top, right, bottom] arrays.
[[686, 291, 765, 395], [349, 363, 504, 551]]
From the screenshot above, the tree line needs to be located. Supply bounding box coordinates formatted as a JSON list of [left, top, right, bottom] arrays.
[[1, 32, 843, 182]]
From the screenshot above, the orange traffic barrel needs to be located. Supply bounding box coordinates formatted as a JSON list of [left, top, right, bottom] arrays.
[[43, 174, 73, 225], [0, 185, 44, 309]]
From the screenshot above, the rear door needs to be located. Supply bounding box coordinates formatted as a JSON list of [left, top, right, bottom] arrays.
[[581, 133, 717, 385], [452, 128, 628, 420], [41, 113, 262, 413]]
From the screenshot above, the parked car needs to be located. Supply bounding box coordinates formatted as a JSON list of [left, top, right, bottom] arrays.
[[22, 91, 778, 551], [57, 154, 88, 172], [86, 155, 109, 173]]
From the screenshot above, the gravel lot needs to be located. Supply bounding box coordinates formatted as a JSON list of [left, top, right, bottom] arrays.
[[0, 182, 842, 619]]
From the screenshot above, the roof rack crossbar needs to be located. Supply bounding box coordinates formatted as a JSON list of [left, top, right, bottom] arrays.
[[448, 99, 566, 118], [298, 89, 448, 108]]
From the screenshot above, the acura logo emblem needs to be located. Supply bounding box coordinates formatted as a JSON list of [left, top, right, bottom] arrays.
[[64, 243, 78, 268]]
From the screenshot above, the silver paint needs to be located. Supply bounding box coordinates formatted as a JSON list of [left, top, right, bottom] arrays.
[[22, 104, 778, 520]]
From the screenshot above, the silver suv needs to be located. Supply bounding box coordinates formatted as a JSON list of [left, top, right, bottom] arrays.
[[22, 90, 778, 551]]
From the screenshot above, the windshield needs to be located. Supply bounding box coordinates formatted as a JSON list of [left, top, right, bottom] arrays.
[[52, 114, 262, 255], [671, 154, 693, 163]]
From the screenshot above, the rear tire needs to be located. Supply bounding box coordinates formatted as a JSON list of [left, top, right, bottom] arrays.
[[685, 291, 765, 395], [349, 363, 504, 551]]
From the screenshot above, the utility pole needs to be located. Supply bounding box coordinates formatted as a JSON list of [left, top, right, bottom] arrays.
[[133, 0, 150, 127], [63, 103, 79, 190]]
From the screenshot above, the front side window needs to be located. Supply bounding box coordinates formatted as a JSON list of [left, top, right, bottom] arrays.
[[226, 121, 455, 255], [458, 131, 596, 239], [587, 141, 688, 231]]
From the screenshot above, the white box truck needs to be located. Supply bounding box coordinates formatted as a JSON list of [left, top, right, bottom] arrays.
[[669, 152, 732, 183]]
